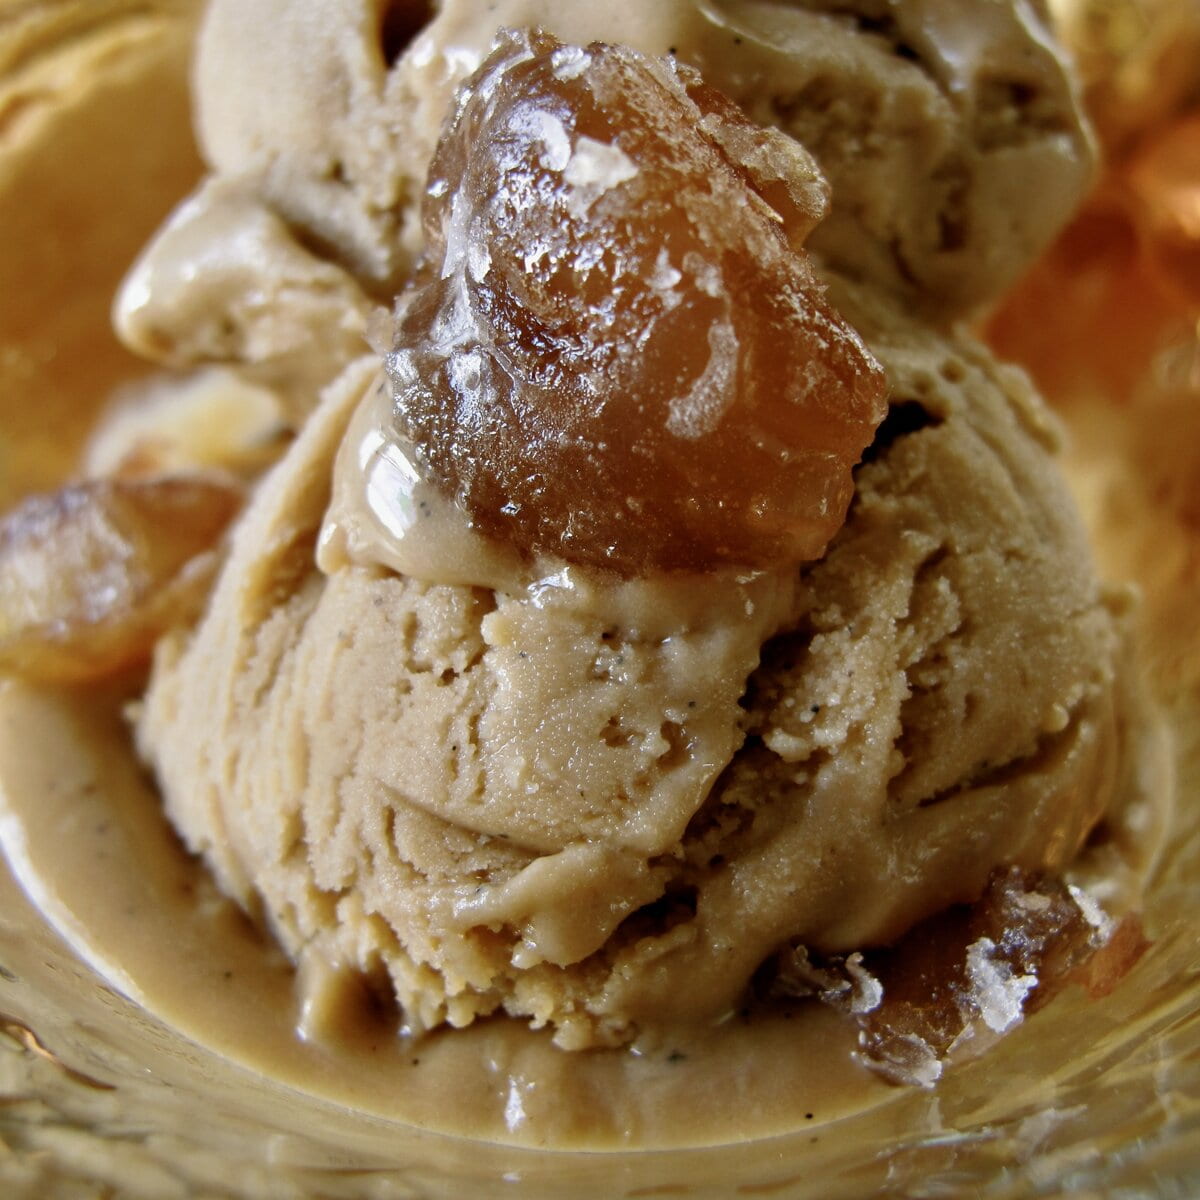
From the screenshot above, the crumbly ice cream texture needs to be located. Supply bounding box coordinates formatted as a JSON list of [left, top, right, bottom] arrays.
[[136, 270, 1128, 1047], [124, 0, 1123, 1050]]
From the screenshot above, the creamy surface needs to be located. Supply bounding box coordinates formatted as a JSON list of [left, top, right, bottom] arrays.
[[114, 176, 376, 419], [183, 0, 1092, 323], [318, 367, 795, 627]]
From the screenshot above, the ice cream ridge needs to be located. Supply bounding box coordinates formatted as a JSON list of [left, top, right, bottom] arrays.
[[0, 0, 1149, 1089]]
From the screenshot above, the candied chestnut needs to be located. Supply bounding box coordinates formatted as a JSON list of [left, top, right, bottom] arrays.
[[0, 475, 242, 682], [771, 868, 1147, 1088], [384, 28, 888, 575]]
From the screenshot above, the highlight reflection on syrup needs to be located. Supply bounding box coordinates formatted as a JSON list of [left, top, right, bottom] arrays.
[[357, 423, 425, 545]]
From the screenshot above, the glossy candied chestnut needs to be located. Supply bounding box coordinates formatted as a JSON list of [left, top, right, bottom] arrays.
[[0, 475, 242, 682], [384, 28, 888, 575]]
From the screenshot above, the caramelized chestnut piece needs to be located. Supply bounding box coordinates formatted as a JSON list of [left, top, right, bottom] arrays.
[[0, 476, 242, 682], [385, 29, 887, 575]]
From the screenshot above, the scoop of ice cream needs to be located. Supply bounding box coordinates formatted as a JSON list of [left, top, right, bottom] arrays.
[[182, 0, 1092, 324], [135, 274, 1129, 1047], [703, 0, 1097, 317], [114, 178, 375, 414], [112, 0, 1094, 409]]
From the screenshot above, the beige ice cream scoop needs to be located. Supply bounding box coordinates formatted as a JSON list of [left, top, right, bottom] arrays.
[[131, 23, 1128, 1049], [114, 0, 1095, 417], [121, 0, 1129, 1064], [137, 270, 1130, 1049]]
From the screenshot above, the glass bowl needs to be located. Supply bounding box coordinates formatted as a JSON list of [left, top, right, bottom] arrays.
[[1, 2, 1198, 1196]]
